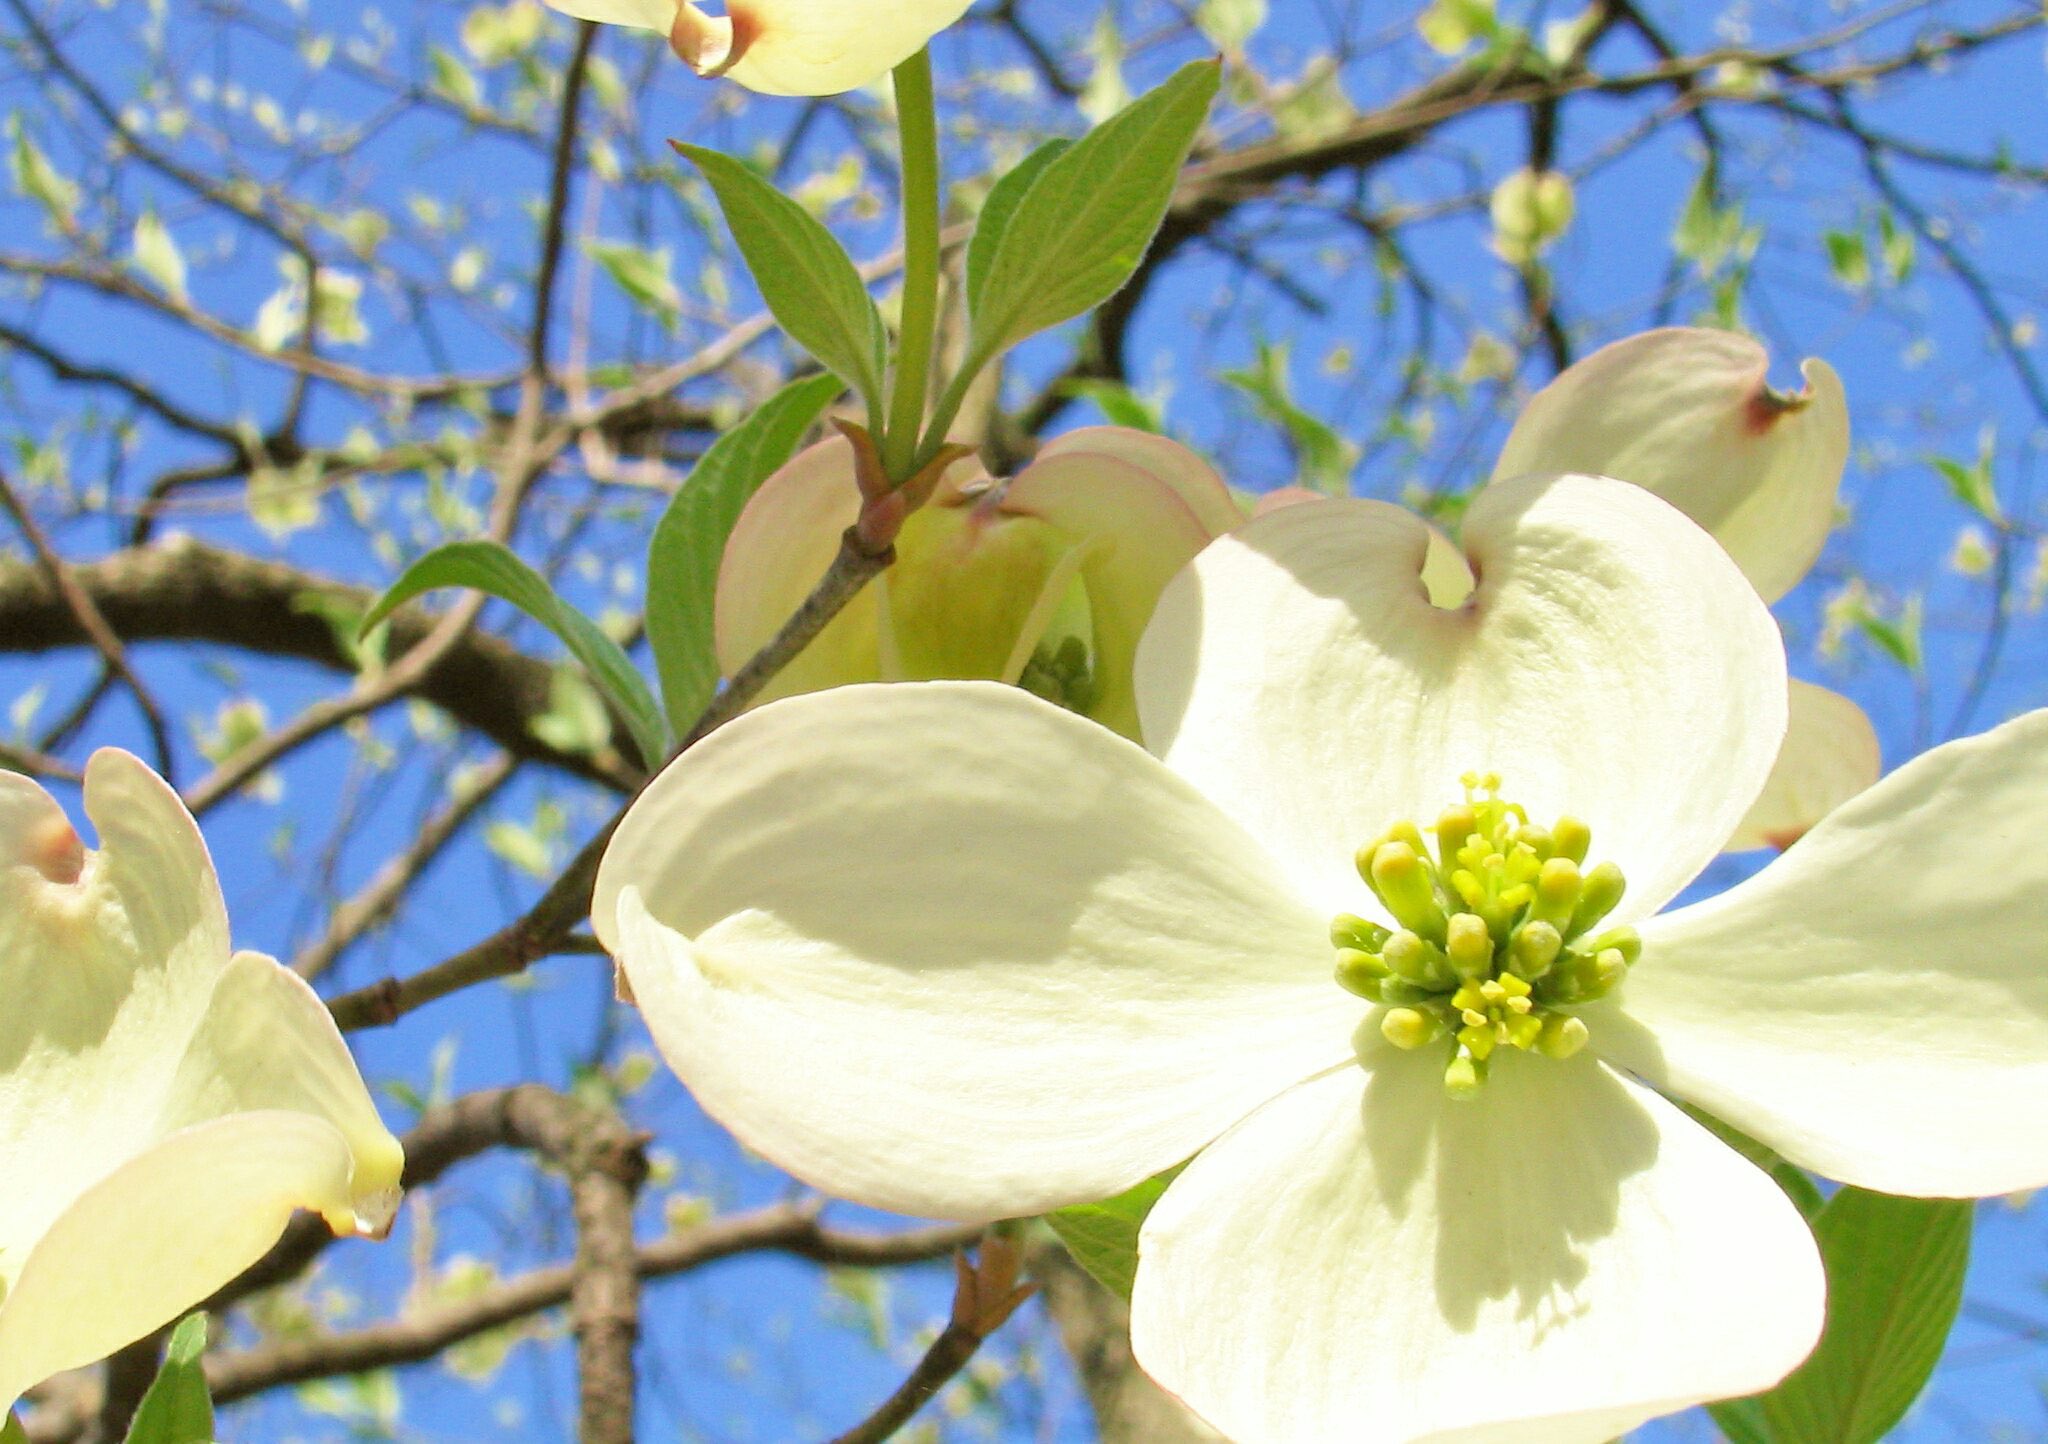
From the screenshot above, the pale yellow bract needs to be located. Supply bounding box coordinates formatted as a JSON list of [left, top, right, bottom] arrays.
[[539, 0, 973, 95], [0, 752, 404, 1416]]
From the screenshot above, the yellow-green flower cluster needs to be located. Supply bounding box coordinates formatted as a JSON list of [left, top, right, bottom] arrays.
[[1332, 773, 1642, 1096]]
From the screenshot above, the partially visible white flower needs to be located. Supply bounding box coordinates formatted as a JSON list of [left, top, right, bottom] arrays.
[[542, 0, 972, 95], [0, 752, 404, 1415], [593, 472, 2048, 1442]]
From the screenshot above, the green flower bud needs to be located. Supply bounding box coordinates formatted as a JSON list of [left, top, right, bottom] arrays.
[[1366, 842, 1448, 942], [1569, 861, 1627, 938], [1381, 1007, 1443, 1050]]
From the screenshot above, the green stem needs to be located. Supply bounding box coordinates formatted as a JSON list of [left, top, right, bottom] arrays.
[[882, 48, 942, 482], [916, 350, 984, 469]]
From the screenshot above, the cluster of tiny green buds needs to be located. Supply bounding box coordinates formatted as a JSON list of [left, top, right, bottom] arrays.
[[1331, 773, 1640, 1098]]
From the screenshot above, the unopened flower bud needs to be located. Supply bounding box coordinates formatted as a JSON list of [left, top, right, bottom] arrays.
[[1538, 1014, 1590, 1059], [1366, 842, 1447, 941], [1550, 816, 1592, 865], [1569, 861, 1627, 938], [1508, 920, 1562, 980], [1330, 913, 1392, 953], [1335, 948, 1390, 1000], [1381, 1007, 1442, 1051], [1529, 856, 1581, 930], [1444, 912, 1494, 980]]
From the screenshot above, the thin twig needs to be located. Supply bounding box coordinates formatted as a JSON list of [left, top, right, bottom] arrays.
[[827, 1236, 1034, 1444], [0, 469, 176, 779], [291, 753, 518, 980]]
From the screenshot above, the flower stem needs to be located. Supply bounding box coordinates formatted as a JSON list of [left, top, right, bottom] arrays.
[[882, 47, 942, 483]]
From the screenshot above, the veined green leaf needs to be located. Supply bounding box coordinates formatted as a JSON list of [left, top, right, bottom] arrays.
[[1753, 1188, 1972, 1444], [362, 540, 668, 768], [965, 137, 1072, 319], [674, 144, 886, 409], [645, 372, 844, 732], [1045, 1165, 1183, 1300], [122, 1314, 214, 1444], [967, 59, 1219, 369]]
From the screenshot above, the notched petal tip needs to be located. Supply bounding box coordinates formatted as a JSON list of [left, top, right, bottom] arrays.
[[24, 812, 85, 885], [670, 1, 745, 75], [344, 1184, 405, 1241]]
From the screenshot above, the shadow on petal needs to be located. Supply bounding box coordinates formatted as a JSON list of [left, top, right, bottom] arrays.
[[1360, 1040, 1658, 1337]]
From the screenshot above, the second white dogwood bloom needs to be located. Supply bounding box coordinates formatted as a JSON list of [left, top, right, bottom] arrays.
[[0, 752, 404, 1417], [541, 0, 972, 95], [594, 472, 2048, 1442]]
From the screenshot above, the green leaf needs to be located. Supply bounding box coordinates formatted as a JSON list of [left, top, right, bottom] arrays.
[[1045, 1165, 1183, 1300], [1220, 340, 1356, 493], [362, 540, 668, 768], [122, 1314, 214, 1444], [8, 115, 81, 227], [965, 138, 1072, 318], [1058, 377, 1165, 432], [1877, 209, 1916, 284], [645, 372, 844, 732], [967, 59, 1220, 369], [131, 209, 189, 302], [587, 239, 681, 328], [4, 1412, 30, 1444], [428, 45, 483, 108], [1753, 1188, 1972, 1444], [673, 144, 886, 408], [1931, 450, 2002, 523], [1707, 1396, 1773, 1444], [1825, 229, 1870, 289]]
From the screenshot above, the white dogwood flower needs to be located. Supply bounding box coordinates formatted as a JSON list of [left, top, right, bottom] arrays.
[[542, 0, 972, 95], [593, 471, 2048, 1443], [0, 751, 404, 1416]]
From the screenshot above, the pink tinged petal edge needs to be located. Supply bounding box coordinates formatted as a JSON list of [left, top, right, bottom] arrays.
[[594, 680, 1348, 1222], [1604, 706, 2048, 1198], [712, 435, 883, 700], [1131, 1049, 1824, 1444], [1135, 475, 1787, 926], [1035, 426, 1245, 538], [1490, 326, 1849, 604]]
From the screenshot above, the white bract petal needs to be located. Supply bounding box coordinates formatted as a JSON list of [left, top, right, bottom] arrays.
[[1601, 707, 2048, 1197], [541, 0, 675, 32], [595, 681, 1344, 1221], [0, 751, 404, 1414], [1135, 475, 1786, 923], [1490, 327, 1849, 603], [1725, 679, 1881, 852], [1131, 1049, 1822, 1444], [544, 0, 973, 95]]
